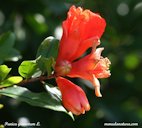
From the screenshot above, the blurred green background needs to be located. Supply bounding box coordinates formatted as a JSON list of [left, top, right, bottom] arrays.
[[0, 0, 142, 127]]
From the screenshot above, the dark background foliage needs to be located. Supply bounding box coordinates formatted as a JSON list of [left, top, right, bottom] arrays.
[[0, 0, 142, 127]]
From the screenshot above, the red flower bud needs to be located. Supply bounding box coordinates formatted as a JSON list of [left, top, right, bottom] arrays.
[[56, 77, 90, 115]]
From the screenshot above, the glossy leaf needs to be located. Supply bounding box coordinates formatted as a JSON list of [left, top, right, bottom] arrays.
[[32, 70, 42, 78], [36, 36, 59, 59], [0, 76, 23, 88], [0, 86, 74, 120], [0, 32, 21, 64], [0, 65, 11, 82], [18, 61, 38, 78], [44, 83, 74, 120], [44, 84, 61, 100], [5, 49, 21, 62], [36, 56, 55, 76]]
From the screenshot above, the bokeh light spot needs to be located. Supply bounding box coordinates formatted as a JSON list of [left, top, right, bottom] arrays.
[[54, 26, 63, 40], [96, 109, 105, 118], [18, 117, 30, 125], [34, 13, 45, 23], [0, 104, 4, 109], [134, 2, 142, 12], [124, 53, 139, 69], [117, 3, 129, 16]]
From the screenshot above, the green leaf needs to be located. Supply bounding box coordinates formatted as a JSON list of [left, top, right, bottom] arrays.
[[0, 76, 23, 88], [36, 36, 59, 59], [0, 86, 74, 120], [0, 32, 21, 64], [0, 65, 11, 82], [32, 70, 42, 78], [44, 84, 74, 120], [25, 14, 48, 34], [0, 32, 15, 48], [36, 56, 55, 76], [44, 84, 61, 100], [6, 49, 21, 62], [18, 61, 38, 78]]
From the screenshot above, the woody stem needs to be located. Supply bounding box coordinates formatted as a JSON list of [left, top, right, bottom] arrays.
[[17, 74, 55, 86]]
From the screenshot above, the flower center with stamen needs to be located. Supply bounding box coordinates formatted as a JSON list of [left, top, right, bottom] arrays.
[[55, 60, 72, 76]]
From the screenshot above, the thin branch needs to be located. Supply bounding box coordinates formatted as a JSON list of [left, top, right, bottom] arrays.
[[18, 74, 55, 85], [0, 74, 56, 89]]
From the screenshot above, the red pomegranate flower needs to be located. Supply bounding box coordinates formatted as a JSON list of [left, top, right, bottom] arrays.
[[54, 6, 110, 115], [67, 44, 111, 97], [56, 5, 106, 68]]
